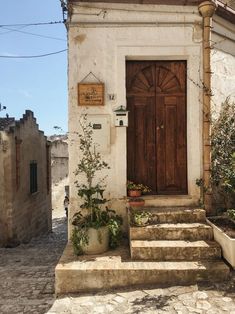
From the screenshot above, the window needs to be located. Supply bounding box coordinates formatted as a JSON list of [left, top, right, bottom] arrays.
[[30, 161, 37, 193]]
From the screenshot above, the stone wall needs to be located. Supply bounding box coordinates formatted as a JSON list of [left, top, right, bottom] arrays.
[[49, 135, 68, 184], [0, 111, 52, 247], [0, 131, 13, 245]]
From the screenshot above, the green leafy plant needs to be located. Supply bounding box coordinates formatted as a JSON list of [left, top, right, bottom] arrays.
[[72, 207, 123, 254], [227, 209, 235, 221], [71, 115, 122, 255], [211, 99, 235, 210], [127, 181, 151, 193]]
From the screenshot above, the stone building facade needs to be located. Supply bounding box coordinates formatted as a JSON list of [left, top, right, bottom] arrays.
[[66, 0, 235, 232], [0, 110, 52, 247], [49, 135, 68, 184]]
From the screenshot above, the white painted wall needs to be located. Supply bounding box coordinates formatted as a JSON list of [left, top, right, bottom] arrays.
[[68, 2, 204, 231], [212, 16, 235, 111]]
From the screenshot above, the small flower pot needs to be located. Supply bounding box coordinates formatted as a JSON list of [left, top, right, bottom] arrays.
[[128, 190, 142, 197], [134, 216, 149, 226]]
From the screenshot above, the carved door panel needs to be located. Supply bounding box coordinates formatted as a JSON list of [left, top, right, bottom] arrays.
[[126, 61, 187, 195]]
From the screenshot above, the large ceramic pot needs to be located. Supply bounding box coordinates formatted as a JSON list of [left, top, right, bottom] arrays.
[[83, 226, 109, 255]]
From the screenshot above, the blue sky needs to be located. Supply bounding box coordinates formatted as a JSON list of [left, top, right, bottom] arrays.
[[0, 1, 67, 135]]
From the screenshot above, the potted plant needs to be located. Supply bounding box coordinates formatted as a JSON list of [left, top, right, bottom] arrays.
[[131, 210, 152, 226], [127, 181, 151, 197], [207, 209, 235, 268], [71, 116, 122, 255], [128, 197, 145, 207]]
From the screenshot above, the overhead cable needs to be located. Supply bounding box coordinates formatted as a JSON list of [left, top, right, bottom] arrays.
[[1, 26, 66, 41], [0, 49, 67, 59], [0, 21, 64, 27], [0, 25, 28, 35]]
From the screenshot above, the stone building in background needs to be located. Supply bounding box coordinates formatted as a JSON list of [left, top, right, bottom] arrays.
[[0, 110, 52, 247], [48, 134, 68, 185]]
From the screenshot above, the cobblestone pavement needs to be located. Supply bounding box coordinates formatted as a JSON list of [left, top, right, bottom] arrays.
[[48, 274, 235, 314], [1, 211, 235, 314], [0, 213, 67, 314]]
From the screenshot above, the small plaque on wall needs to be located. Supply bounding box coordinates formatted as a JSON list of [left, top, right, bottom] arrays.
[[78, 83, 104, 106]]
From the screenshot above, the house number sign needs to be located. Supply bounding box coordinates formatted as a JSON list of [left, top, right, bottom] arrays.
[[78, 83, 104, 106]]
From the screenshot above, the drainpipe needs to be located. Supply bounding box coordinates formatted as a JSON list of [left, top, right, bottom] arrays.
[[198, 1, 217, 215]]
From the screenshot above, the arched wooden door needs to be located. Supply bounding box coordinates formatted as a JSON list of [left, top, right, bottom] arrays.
[[126, 61, 187, 195]]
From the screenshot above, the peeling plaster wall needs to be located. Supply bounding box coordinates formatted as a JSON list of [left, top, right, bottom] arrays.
[[212, 16, 235, 111], [211, 49, 235, 112], [68, 3, 204, 233]]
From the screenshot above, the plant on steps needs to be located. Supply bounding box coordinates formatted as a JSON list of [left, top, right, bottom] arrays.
[[131, 210, 152, 226], [71, 115, 122, 255], [227, 209, 235, 221]]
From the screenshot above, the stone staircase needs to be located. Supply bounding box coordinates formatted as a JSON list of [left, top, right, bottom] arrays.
[[129, 207, 229, 280], [55, 207, 230, 294]]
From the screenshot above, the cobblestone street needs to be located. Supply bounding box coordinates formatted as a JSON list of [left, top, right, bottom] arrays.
[[0, 207, 235, 313], [0, 209, 67, 314], [48, 279, 235, 314]]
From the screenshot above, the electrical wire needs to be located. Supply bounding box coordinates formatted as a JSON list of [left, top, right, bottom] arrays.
[[0, 49, 67, 59], [0, 21, 64, 27], [1, 26, 66, 41], [0, 25, 28, 35]]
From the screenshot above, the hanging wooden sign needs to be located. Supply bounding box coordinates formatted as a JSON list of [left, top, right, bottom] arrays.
[[78, 83, 104, 106]]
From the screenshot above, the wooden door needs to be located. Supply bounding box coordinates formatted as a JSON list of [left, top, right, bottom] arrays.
[[126, 61, 187, 195]]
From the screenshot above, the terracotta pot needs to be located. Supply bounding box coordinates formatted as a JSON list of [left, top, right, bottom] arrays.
[[129, 200, 145, 207], [128, 190, 142, 197], [82, 226, 109, 255]]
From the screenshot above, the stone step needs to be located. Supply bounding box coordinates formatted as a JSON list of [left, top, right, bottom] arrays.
[[130, 240, 221, 260], [130, 223, 214, 241], [55, 244, 230, 294], [144, 207, 206, 224]]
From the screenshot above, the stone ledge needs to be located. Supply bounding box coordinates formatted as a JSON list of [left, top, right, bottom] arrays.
[[130, 223, 214, 241], [55, 242, 229, 295], [130, 240, 221, 260]]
